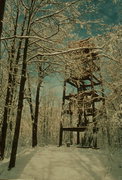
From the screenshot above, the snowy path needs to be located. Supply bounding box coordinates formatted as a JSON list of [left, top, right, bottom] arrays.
[[0, 146, 119, 180]]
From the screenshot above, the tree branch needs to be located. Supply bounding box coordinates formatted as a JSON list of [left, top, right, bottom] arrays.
[[31, 0, 80, 25], [0, 35, 54, 43], [27, 46, 102, 62]]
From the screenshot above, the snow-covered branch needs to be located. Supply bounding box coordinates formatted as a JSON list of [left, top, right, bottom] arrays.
[[0, 35, 54, 43], [27, 46, 102, 62], [31, 0, 80, 25]]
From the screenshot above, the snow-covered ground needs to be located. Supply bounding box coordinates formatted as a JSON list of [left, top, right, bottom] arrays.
[[0, 146, 121, 180]]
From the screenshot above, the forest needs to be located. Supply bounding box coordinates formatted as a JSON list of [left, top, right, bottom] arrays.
[[0, 0, 122, 179]]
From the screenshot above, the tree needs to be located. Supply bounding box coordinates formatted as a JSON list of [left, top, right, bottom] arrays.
[[8, 0, 35, 169], [0, 1, 27, 159], [0, 0, 6, 37], [98, 28, 122, 149], [32, 64, 43, 147]]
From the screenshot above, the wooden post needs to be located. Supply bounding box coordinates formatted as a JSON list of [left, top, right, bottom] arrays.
[[69, 102, 73, 145], [59, 122, 63, 146], [77, 124, 80, 144], [0, 0, 6, 38], [62, 80, 66, 108], [77, 131, 80, 144]]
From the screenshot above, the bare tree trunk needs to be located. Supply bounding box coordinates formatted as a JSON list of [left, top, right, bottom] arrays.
[[0, 0, 6, 37], [0, 7, 27, 159], [0, 9, 20, 159], [8, 37, 29, 170], [27, 68, 42, 147], [0, 66, 13, 159], [32, 79, 42, 147], [0, 1, 6, 155], [32, 65, 43, 147], [8, 0, 35, 168], [27, 73, 35, 123]]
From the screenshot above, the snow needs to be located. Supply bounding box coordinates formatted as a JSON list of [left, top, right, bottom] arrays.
[[0, 146, 121, 180]]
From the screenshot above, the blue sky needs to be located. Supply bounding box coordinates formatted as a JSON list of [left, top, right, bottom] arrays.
[[76, 0, 121, 37]]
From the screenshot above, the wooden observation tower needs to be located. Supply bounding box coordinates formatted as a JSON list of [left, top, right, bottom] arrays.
[[59, 39, 105, 147]]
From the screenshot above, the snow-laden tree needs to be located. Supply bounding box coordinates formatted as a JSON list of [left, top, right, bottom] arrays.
[[0, 0, 85, 169], [93, 27, 122, 151]]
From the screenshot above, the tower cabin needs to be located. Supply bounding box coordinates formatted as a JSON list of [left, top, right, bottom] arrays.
[[59, 38, 105, 147]]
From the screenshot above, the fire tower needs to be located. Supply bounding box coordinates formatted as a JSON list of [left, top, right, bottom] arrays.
[[59, 39, 105, 148]]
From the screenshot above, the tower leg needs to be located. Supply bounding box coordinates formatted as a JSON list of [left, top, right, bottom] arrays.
[[59, 122, 63, 146], [77, 131, 80, 144], [93, 132, 97, 148]]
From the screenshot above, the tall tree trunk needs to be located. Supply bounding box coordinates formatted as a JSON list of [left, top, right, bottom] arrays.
[[27, 73, 35, 123], [32, 65, 42, 147], [0, 9, 20, 159], [8, 37, 29, 170], [8, 0, 35, 168], [0, 0, 6, 37], [27, 70, 42, 147], [32, 81, 41, 147], [0, 69, 12, 159]]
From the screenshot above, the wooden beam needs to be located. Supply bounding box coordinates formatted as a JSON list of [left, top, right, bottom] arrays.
[[62, 126, 87, 132], [59, 122, 63, 146], [66, 79, 78, 88]]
